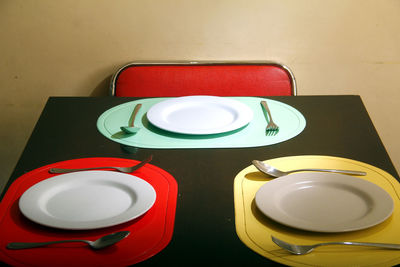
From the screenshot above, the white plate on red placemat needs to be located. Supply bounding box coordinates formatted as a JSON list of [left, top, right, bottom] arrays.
[[19, 171, 156, 230]]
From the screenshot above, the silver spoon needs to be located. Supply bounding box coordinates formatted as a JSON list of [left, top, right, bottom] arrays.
[[252, 160, 367, 177], [272, 235, 400, 255], [49, 155, 153, 174], [121, 103, 142, 134], [7, 231, 130, 250]]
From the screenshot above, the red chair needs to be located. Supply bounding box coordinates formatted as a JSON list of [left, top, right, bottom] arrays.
[[109, 61, 297, 97]]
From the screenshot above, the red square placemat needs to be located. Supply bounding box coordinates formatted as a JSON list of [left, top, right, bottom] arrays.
[[0, 157, 177, 267]]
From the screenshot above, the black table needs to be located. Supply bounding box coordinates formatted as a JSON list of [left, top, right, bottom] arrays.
[[2, 95, 399, 266]]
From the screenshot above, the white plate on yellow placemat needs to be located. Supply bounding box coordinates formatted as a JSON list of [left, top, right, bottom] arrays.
[[19, 171, 156, 230], [234, 155, 400, 267], [255, 172, 393, 232]]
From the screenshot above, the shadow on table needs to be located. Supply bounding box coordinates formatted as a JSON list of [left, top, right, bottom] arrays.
[[111, 112, 248, 141]]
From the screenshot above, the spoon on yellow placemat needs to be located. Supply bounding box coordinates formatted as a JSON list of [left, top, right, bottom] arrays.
[[252, 160, 367, 177]]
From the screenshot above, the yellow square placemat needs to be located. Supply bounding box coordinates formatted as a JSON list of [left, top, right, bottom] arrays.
[[234, 155, 400, 266]]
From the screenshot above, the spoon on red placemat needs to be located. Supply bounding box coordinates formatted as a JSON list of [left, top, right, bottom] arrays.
[[49, 155, 153, 174], [7, 231, 130, 250]]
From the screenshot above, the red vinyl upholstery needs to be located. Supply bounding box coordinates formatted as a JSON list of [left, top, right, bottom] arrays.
[[110, 63, 296, 97]]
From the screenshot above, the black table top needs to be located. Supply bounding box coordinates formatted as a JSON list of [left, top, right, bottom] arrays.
[[2, 95, 399, 266]]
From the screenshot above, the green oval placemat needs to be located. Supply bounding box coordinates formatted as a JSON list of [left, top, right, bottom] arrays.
[[96, 97, 306, 148]]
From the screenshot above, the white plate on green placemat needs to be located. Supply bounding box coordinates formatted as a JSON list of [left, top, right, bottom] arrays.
[[96, 97, 306, 149], [147, 95, 253, 135], [255, 172, 393, 232], [19, 171, 156, 230]]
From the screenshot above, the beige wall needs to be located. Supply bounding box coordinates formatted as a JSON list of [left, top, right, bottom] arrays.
[[1, 0, 399, 191]]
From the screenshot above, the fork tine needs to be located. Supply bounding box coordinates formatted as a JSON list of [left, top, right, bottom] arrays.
[[261, 101, 279, 136], [266, 126, 279, 136]]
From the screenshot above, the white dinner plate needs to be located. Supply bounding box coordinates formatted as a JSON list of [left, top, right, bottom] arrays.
[[146, 95, 253, 135], [19, 171, 156, 230], [255, 172, 393, 232]]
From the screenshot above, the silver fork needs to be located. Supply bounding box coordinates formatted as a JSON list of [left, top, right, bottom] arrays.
[[49, 155, 153, 174], [272, 236, 400, 255], [261, 101, 279, 136]]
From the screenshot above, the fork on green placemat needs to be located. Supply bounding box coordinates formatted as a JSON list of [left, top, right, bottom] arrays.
[[261, 101, 279, 136]]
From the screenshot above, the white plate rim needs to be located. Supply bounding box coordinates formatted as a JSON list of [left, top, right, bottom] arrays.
[[19, 171, 156, 230], [146, 95, 253, 135], [254, 172, 394, 232]]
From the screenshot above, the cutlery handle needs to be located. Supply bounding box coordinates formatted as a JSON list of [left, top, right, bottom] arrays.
[[130, 103, 142, 127], [289, 168, 367, 176], [7, 240, 86, 249], [320, 241, 400, 250], [261, 101, 274, 122], [49, 167, 114, 173]]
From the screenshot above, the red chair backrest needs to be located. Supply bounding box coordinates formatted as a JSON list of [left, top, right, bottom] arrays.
[[111, 62, 296, 97]]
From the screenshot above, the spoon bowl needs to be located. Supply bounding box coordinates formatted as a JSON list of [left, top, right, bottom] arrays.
[[121, 126, 141, 134], [7, 231, 130, 250], [121, 103, 142, 134], [91, 231, 130, 249], [252, 160, 367, 177]]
